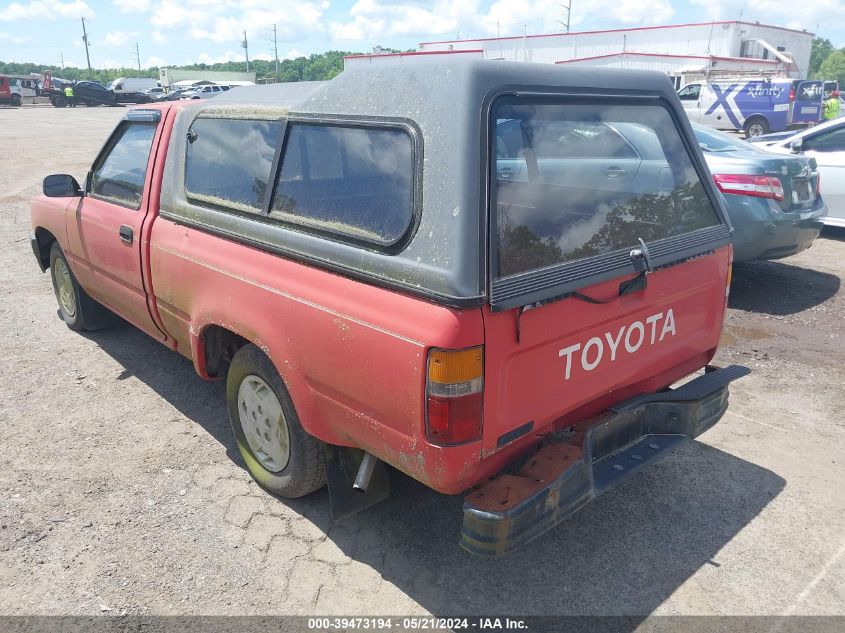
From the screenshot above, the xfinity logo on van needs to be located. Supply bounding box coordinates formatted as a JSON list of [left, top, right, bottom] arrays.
[[558, 309, 677, 380], [746, 85, 783, 99]]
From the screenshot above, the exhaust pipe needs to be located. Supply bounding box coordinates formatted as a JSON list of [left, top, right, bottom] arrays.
[[353, 452, 378, 493]]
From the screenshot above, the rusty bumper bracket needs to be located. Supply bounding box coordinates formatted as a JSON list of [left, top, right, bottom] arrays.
[[460, 364, 750, 557]]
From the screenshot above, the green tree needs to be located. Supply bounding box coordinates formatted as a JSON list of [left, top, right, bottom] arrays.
[[810, 38, 835, 78], [818, 49, 845, 85]]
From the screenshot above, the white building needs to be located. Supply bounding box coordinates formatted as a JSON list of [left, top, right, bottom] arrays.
[[159, 67, 256, 89], [346, 21, 814, 84]]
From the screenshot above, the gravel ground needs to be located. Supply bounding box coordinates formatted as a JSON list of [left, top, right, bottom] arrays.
[[0, 105, 843, 617]]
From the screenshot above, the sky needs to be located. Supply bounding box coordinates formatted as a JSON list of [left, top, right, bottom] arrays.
[[1, 0, 844, 70]]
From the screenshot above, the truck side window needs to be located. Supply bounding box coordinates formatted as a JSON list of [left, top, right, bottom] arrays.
[[89, 122, 157, 209], [269, 123, 414, 247], [492, 98, 720, 279], [185, 118, 283, 213]]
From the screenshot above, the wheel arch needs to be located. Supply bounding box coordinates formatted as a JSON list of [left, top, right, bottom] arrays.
[[189, 318, 346, 446]]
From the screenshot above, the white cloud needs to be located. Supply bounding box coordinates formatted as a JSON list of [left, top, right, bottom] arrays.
[[151, 29, 166, 43], [113, 0, 152, 12], [196, 49, 242, 64], [689, 0, 840, 36], [144, 54, 166, 67], [102, 30, 139, 46], [0, 30, 31, 43], [148, 0, 328, 44], [0, 0, 94, 21], [327, 0, 674, 42]]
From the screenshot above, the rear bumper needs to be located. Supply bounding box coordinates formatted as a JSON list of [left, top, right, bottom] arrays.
[[729, 197, 826, 262], [461, 364, 750, 557]]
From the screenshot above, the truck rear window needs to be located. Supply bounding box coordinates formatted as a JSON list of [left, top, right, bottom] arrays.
[[492, 98, 720, 279]]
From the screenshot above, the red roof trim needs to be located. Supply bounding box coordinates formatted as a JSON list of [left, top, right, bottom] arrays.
[[343, 49, 483, 60], [419, 20, 813, 47], [554, 51, 783, 65]]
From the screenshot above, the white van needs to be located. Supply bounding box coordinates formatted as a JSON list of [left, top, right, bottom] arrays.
[[109, 77, 159, 94]]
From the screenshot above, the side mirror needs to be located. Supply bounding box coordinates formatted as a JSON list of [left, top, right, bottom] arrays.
[[43, 174, 82, 197], [789, 139, 803, 154]]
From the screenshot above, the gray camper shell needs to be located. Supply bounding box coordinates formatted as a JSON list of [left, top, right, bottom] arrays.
[[159, 60, 730, 310]]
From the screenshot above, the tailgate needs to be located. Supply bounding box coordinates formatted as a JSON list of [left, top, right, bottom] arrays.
[[483, 94, 732, 453], [481, 250, 730, 452]]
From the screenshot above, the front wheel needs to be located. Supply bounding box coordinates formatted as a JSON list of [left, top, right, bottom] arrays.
[[49, 242, 112, 331], [744, 117, 770, 138], [226, 344, 326, 498]]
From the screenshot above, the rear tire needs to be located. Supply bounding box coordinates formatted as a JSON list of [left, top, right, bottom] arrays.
[[226, 344, 326, 498], [11, 94, 21, 107], [744, 117, 769, 138], [49, 242, 112, 331], [53, 96, 66, 108]]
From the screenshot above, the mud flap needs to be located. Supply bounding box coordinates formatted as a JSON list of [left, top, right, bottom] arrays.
[[323, 445, 390, 522]]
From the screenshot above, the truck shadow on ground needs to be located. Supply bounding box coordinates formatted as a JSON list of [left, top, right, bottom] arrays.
[[85, 324, 785, 618], [730, 259, 839, 316]]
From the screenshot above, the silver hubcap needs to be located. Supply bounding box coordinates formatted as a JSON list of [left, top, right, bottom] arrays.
[[748, 124, 764, 137], [238, 375, 290, 472], [53, 257, 76, 317]]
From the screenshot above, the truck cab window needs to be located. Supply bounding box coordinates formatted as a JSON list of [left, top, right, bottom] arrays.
[[89, 122, 157, 209], [185, 118, 283, 213]]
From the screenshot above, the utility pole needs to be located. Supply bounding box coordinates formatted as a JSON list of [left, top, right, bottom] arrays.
[[81, 17, 93, 80], [558, 0, 573, 33], [134, 42, 142, 75], [242, 30, 250, 72], [272, 24, 279, 82], [60, 51, 65, 71]]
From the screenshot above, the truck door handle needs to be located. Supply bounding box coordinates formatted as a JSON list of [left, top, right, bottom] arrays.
[[119, 225, 133, 244]]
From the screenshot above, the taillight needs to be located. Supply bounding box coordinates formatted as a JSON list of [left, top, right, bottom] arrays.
[[713, 173, 784, 201], [789, 87, 795, 101], [426, 346, 483, 445]]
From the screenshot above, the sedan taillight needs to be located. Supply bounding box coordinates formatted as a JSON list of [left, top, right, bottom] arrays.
[[713, 173, 784, 201]]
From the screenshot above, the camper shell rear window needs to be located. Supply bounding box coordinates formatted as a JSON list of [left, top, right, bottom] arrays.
[[490, 95, 726, 310]]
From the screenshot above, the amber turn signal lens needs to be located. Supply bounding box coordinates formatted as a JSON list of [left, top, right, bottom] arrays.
[[428, 346, 483, 385]]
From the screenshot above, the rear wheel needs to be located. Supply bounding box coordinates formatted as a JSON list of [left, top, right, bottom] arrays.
[[49, 242, 112, 331], [744, 117, 769, 139], [226, 344, 326, 498], [53, 96, 66, 108], [11, 94, 21, 107]]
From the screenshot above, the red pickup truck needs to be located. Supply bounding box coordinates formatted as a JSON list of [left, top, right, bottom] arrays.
[[31, 62, 747, 555]]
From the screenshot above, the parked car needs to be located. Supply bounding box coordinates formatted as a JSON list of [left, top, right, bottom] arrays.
[[71, 81, 116, 106], [154, 88, 192, 102], [692, 124, 826, 261], [181, 84, 226, 100], [30, 62, 747, 555], [750, 117, 845, 227], [145, 87, 166, 97]]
